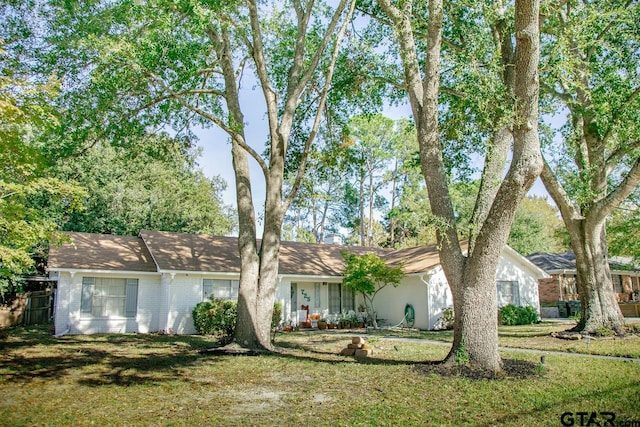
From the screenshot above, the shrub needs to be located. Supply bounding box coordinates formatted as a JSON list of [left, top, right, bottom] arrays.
[[498, 304, 519, 326], [498, 304, 539, 326], [517, 305, 539, 325], [272, 301, 283, 330], [193, 299, 285, 344], [435, 307, 454, 330], [192, 299, 238, 342]]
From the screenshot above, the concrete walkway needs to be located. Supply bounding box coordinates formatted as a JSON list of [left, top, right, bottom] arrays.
[[380, 336, 640, 363]]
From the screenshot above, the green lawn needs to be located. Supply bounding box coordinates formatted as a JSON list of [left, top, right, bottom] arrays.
[[374, 320, 640, 358], [1, 325, 639, 426]]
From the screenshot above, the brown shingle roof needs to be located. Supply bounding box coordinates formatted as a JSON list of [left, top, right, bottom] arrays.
[[279, 239, 391, 276], [383, 244, 442, 275], [48, 230, 446, 276], [139, 231, 241, 273], [48, 232, 157, 272], [139, 230, 393, 276]]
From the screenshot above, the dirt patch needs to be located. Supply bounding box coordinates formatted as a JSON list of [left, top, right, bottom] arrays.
[[414, 358, 544, 381], [225, 386, 287, 415], [200, 342, 269, 356]]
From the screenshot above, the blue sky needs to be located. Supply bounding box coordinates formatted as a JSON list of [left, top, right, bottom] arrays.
[[195, 87, 552, 235]]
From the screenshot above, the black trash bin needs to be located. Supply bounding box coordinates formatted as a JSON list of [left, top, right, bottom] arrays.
[[557, 301, 569, 318], [567, 300, 581, 317]]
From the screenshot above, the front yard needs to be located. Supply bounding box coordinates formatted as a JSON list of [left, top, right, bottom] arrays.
[[1, 324, 639, 426], [376, 320, 640, 358]]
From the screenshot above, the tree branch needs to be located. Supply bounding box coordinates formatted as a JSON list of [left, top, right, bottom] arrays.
[[593, 157, 640, 223], [246, 0, 279, 140], [605, 139, 640, 176], [601, 85, 640, 147], [283, 0, 356, 213], [540, 158, 582, 221], [585, 0, 633, 59], [287, 0, 350, 106]]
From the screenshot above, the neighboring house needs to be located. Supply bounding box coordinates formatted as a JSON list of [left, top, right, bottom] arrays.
[[527, 251, 640, 304], [48, 231, 547, 335], [527, 251, 640, 318]]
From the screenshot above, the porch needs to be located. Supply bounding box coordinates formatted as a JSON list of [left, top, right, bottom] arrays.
[[283, 281, 366, 329]]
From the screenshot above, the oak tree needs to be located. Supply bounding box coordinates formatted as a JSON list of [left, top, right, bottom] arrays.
[[539, 0, 640, 333], [374, 0, 542, 371]]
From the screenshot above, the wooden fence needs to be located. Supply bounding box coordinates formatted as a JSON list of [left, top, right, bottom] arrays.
[[0, 290, 54, 327], [23, 290, 54, 325]]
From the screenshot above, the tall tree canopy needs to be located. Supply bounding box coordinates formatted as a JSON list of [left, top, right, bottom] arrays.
[[55, 138, 236, 236], [39, 0, 357, 349], [0, 38, 85, 298], [539, 0, 640, 333]]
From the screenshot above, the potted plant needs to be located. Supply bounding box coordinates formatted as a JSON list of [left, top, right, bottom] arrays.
[[326, 314, 336, 329], [338, 313, 348, 329], [348, 311, 359, 328], [318, 318, 328, 330]]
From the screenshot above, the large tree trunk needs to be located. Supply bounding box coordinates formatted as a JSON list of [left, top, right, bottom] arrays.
[[232, 0, 354, 350], [407, 0, 540, 373], [231, 137, 264, 348], [568, 219, 625, 333], [541, 162, 628, 335], [213, 24, 266, 349]]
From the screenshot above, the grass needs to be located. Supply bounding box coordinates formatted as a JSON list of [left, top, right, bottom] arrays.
[[1, 325, 639, 426], [374, 320, 640, 358]]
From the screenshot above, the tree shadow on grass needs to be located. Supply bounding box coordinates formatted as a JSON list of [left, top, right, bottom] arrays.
[[0, 327, 223, 386]]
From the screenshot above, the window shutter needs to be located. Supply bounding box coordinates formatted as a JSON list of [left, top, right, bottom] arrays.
[[231, 280, 239, 299], [314, 283, 321, 308], [125, 279, 139, 317], [512, 282, 520, 306], [81, 277, 95, 314]]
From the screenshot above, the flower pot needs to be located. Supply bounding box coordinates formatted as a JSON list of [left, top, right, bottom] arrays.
[[318, 321, 327, 330]]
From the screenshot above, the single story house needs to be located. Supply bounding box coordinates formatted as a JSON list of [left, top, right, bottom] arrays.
[[48, 231, 548, 335], [527, 251, 640, 317]]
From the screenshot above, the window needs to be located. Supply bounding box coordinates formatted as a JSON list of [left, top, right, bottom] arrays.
[[496, 281, 520, 306], [632, 276, 640, 292], [612, 275, 623, 293], [342, 285, 355, 312], [203, 279, 239, 300], [81, 277, 138, 317], [328, 283, 341, 313]]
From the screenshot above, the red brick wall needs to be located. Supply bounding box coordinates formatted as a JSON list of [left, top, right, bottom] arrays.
[[538, 273, 637, 304], [538, 277, 560, 303]]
